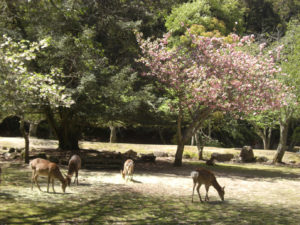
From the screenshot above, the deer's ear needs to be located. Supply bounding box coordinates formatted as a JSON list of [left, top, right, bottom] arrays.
[[223, 186, 225, 190]]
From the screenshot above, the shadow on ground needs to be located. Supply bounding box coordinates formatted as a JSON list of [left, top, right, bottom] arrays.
[[0, 161, 299, 224], [134, 159, 300, 180], [0, 183, 299, 225]]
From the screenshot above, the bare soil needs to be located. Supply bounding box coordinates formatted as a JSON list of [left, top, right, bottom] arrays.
[[1, 137, 300, 224]]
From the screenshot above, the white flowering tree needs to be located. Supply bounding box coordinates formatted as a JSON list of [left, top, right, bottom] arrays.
[[0, 36, 73, 163]]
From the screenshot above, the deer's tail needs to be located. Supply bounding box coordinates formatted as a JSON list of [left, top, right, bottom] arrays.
[[191, 171, 199, 180]]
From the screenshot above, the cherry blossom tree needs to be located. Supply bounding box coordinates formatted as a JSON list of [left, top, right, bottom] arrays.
[[136, 30, 287, 166]]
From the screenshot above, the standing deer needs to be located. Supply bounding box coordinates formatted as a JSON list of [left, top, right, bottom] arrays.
[[121, 159, 134, 182], [30, 158, 68, 193], [67, 154, 81, 186], [191, 167, 225, 202]]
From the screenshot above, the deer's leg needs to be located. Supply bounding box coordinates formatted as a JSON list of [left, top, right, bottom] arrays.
[[34, 175, 42, 192], [192, 181, 197, 202], [52, 179, 55, 193], [205, 184, 210, 201], [75, 170, 78, 185], [31, 170, 35, 190], [196, 183, 203, 203], [47, 176, 51, 193]]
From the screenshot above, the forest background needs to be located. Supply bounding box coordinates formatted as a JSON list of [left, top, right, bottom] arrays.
[[0, 0, 299, 166]]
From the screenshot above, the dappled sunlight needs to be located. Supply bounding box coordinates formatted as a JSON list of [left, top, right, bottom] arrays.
[[0, 161, 299, 224]]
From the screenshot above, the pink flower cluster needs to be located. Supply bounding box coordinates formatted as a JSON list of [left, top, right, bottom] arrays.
[[136, 31, 286, 114]]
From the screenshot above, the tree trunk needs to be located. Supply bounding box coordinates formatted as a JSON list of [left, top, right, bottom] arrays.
[[29, 122, 38, 137], [191, 134, 195, 146], [195, 131, 204, 160], [19, 118, 30, 164], [266, 127, 272, 149], [45, 107, 80, 151], [109, 126, 117, 143], [256, 126, 272, 150], [273, 121, 289, 163], [174, 141, 185, 167], [173, 106, 211, 166], [262, 127, 272, 150], [158, 127, 167, 144], [174, 106, 184, 167], [57, 130, 79, 151]]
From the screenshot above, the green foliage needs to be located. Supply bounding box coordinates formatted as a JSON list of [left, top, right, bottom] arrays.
[[246, 110, 279, 130], [243, 0, 283, 34], [165, 0, 245, 39], [279, 20, 300, 105], [291, 127, 300, 143]]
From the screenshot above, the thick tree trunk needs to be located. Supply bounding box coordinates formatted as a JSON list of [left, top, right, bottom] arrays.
[[45, 107, 80, 151], [173, 106, 211, 166], [19, 119, 30, 164], [57, 130, 79, 150], [109, 126, 117, 143], [273, 121, 289, 163], [174, 141, 185, 167]]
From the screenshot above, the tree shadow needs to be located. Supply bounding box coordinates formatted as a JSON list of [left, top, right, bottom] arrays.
[[0, 184, 298, 224], [0, 162, 299, 224], [136, 159, 300, 180]]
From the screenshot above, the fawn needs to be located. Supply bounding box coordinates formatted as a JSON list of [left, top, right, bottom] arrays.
[[67, 154, 81, 186], [191, 167, 225, 202], [30, 158, 68, 193], [121, 159, 134, 182]]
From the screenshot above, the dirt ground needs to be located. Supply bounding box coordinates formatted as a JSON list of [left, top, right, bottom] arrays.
[[1, 137, 300, 224], [1, 157, 300, 224], [64, 157, 300, 208]]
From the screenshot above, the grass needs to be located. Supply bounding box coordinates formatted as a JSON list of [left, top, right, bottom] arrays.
[[0, 161, 299, 224], [0, 137, 300, 224]]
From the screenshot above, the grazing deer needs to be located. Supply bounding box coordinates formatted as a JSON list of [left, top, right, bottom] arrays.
[[67, 154, 81, 186], [121, 159, 134, 182], [191, 167, 225, 202], [30, 158, 68, 193]]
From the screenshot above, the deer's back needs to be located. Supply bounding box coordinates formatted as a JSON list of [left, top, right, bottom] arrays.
[[30, 158, 59, 177], [194, 168, 216, 185], [68, 155, 81, 169]]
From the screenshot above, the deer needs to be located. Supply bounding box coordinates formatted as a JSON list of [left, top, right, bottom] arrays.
[[30, 158, 68, 193], [191, 167, 225, 203], [67, 154, 81, 186], [121, 159, 134, 182]]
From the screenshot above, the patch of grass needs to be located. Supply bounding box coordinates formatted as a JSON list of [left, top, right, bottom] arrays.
[[1, 162, 300, 224]]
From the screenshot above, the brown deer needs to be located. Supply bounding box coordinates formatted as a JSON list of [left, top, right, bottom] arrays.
[[121, 159, 134, 182], [191, 167, 225, 202], [30, 158, 68, 193], [67, 154, 81, 186]]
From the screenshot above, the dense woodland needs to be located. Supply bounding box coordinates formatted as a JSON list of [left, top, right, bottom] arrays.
[[0, 0, 299, 166]]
